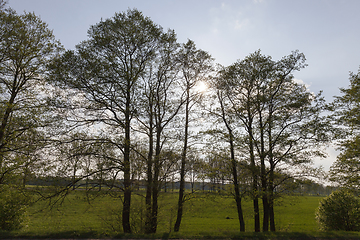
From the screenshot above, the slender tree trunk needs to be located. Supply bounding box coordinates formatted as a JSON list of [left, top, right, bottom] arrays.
[[230, 138, 245, 232], [122, 90, 132, 234], [150, 127, 162, 233], [252, 179, 260, 232], [269, 192, 275, 231], [262, 190, 269, 231], [219, 91, 245, 231], [174, 95, 189, 232], [248, 124, 260, 232], [259, 115, 269, 232], [268, 115, 275, 232], [269, 164, 275, 231], [151, 163, 159, 233], [145, 135, 153, 233], [174, 151, 186, 232], [123, 143, 132, 233]]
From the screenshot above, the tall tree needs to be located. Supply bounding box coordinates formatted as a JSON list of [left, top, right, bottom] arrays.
[[217, 57, 262, 232], [218, 89, 245, 231], [218, 50, 330, 232], [0, 7, 62, 185], [48, 9, 164, 233], [174, 39, 213, 232], [330, 67, 360, 189], [135, 29, 182, 233], [205, 83, 246, 231]]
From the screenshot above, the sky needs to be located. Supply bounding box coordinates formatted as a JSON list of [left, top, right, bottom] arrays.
[[7, 0, 360, 170]]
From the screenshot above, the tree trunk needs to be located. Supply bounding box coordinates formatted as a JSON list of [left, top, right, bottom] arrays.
[[260, 121, 269, 232], [248, 124, 260, 232], [268, 117, 275, 232], [262, 194, 269, 231], [151, 170, 159, 233], [260, 148, 269, 233], [144, 106, 154, 234], [174, 95, 189, 232], [231, 147, 245, 232], [150, 128, 162, 233], [123, 158, 132, 233], [269, 164, 276, 231], [269, 197, 275, 231], [122, 90, 132, 234], [174, 156, 186, 232], [219, 91, 245, 231], [253, 187, 260, 232], [144, 151, 153, 233]]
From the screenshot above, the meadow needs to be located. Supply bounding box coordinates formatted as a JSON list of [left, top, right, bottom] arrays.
[[2, 190, 360, 239]]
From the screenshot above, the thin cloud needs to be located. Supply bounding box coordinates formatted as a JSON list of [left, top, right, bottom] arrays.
[[234, 19, 250, 30], [210, 2, 249, 33]]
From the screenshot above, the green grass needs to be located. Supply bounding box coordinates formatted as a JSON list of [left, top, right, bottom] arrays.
[[2, 190, 360, 239]]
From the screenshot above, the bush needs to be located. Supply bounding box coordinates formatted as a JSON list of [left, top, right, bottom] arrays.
[[316, 189, 360, 231], [0, 185, 29, 231]]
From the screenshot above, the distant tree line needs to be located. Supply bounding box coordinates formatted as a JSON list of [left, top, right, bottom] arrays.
[[1, 1, 359, 233]]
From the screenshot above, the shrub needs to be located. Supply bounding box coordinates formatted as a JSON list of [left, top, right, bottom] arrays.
[[316, 189, 360, 231], [0, 185, 29, 231]]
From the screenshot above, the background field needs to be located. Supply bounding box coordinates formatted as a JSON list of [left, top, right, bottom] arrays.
[[0, 190, 335, 239]]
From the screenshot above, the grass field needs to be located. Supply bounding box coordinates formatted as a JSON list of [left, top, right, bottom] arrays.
[[2, 190, 360, 239]]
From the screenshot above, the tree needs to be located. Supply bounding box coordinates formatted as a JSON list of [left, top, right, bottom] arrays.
[[135, 29, 183, 233], [216, 50, 330, 232], [330, 67, 360, 190], [316, 189, 360, 231], [174, 39, 213, 232], [48, 9, 165, 233], [205, 86, 246, 231], [216, 53, 265, 232], [0, 7, 62, 185], [220, 91, 246, 231], [0, 6, 62, 231]]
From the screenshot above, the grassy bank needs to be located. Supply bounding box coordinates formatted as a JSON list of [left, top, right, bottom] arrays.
[[1, 191, 360, 239]]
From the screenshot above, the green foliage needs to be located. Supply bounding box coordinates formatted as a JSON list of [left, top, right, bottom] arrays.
[[0, 4, 63, 187], [0, 185, 29, 231], [316, 189, 360, 231], [330, 67, 360, 188], [330, 135, 360, 189]]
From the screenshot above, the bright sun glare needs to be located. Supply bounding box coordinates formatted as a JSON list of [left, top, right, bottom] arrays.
[[195, 81, 208, 93]]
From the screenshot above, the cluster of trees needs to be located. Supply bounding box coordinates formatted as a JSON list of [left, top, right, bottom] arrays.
[[1, 1, 360, 233]]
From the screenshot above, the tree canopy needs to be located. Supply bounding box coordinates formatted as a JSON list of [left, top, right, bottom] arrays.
[[330, 68, 360, 190], [212, 50, 331, 232], [0, 5, 62, 185]]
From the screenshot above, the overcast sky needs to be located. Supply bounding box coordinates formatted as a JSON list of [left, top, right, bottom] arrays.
[[8, 0, 360, 170]]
